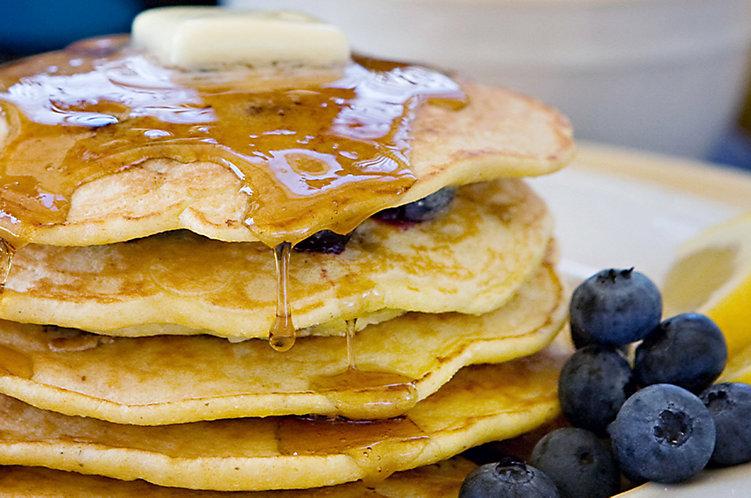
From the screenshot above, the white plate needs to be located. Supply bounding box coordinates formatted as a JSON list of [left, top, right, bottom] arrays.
[[531, 168, 741, 285], [530, 145, 750, 496]]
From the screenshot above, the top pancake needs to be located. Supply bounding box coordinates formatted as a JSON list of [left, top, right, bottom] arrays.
[[0, 73, 573, 246]]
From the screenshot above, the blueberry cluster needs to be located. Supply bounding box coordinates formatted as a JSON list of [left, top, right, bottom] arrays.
[[460, 268, 751, 497]]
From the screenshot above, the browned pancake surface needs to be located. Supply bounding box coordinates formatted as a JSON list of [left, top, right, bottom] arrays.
[[2, 180, 552, 339], [0, 346, 565, 491]]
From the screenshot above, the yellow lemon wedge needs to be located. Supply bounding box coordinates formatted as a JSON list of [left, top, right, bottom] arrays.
[[663, 213, 751, 361], [722, 343, 751, 384]]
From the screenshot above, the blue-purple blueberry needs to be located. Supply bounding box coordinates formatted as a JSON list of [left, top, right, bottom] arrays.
[[459, 458, 559, 498], [558, 345, 635, 434], [609, 384, 715, 484], [530, 428, 619, 498], [570, 269, 662, 347], [375, 187, 455, 223], [635, 313, 727, 393], [701, 382, 751, 467], [294, 230, 352, 254]]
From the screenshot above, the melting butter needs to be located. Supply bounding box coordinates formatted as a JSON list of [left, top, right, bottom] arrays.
[[132, 7, 351, 70]]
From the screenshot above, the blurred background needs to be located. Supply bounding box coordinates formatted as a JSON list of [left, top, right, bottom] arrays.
[[2, 0, 751, 170]]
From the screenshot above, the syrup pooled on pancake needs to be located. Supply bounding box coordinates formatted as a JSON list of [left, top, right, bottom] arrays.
[[0, 180, 554, 340], [0, 265, 564, 423], [0, 38, 465, 244], [0, 354, 565, 490], [0, 35, 466, 349], [313, 317, 421, 416]]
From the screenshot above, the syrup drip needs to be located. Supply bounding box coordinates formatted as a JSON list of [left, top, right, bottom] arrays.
[[0, 239, 15, 293], [345, 318, 357, 369], [269, 242, 294, 351], [312, 347, 419, 421], [310, 315, 419, 418]]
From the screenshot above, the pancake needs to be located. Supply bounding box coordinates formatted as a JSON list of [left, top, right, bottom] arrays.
[[0, 458, 475, 497], [1, 180, 553, 339], [0, 79, 573, 247], [0, 264, 564, 424], [0, 344, 565, 491]]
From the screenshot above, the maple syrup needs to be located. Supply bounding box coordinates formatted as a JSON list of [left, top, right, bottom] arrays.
[[0, 40, 464, 246], [0, 37, 466, 349], [345, 318, 357, 369], [277, 414, 428, 481], [309, 317, 420, 418], [0, 344, 33, 379], [0, 239, 14, 293], [312, 368, 419, 420], [269, 242, 295, 351]]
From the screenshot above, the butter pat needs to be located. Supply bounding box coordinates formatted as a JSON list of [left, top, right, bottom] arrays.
[[132, 7, 350, 69]]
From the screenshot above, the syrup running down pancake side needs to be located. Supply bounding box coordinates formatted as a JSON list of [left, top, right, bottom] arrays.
[[0, 36, 466, 350]]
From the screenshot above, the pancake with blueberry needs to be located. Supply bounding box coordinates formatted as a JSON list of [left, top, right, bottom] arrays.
[[0, 180, 553, 339], [0, 7, 576, 494], [0, 17, 573, 248]]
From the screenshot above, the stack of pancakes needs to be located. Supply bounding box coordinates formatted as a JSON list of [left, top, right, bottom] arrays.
[[0, 8, 575, 495]]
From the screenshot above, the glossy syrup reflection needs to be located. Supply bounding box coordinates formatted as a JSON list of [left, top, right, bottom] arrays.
[[277, 414, 428, 481], [312, 359, 419, 419], [0, 344, 33, 379], [309, 316, 420, 418], [0, 37, 466, 351], [0, 39, 465, 247]]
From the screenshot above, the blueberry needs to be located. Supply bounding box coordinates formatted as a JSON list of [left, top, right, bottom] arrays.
[[559, 345, 635, 434], [375, 187, 455, 223], [570, 268, 662, 347], [635, 313, 727, 393], [530, 428, 619, 498], [459, 458, 559, 498], [701, 382, 751, 466], [609, 384, 715, 483], [294, 230, 352, 254]]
